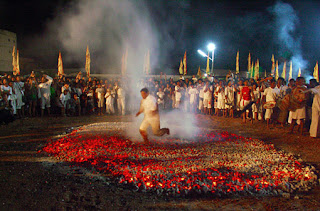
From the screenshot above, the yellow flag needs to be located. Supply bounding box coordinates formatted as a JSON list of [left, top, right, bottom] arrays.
[[314, 61, 319, 82], [12, 46, 17, 75], [85, 46, 90, 77], [206, 52, 210, 74], [58, 51, 64, 76], [298, 68, 301, 77], [275, 60, 279, 80], [236, 51, 239, 74], [121, 47, 128, 76], [248, 52, 251, 73], [265, 69, 267, 78], [271, 54, 275, 76], [254, 59, 259, 79], [289, 61, 293, 80], [281, 61, 286, 80], [144, 50, 150, 75], [179, 59, 183, 75], [197, 66, 202, 77], [16, 49, 20, 75], [183, 51, 187, 75]]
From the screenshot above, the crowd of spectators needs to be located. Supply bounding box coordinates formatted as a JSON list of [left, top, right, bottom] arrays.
[[1, 71, 320, 138]]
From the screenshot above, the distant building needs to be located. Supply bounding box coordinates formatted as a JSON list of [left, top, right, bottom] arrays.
[[0, 29, 17, 73]]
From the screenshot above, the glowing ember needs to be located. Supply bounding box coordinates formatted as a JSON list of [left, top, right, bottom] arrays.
[[41, 123, 318, 196]]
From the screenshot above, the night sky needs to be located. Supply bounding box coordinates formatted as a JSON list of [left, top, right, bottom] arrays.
[[0, 0, 319, 75]]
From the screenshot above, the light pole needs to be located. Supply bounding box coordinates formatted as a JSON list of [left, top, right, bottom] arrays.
[[207, 43, 216, 76], [197, 49, 212, 60], [197, 49, 213, 77]]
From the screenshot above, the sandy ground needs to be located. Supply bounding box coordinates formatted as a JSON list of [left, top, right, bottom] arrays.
[[0, 114, 320, 210]]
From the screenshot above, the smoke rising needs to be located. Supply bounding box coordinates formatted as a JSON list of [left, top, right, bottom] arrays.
[[49, 0, 158, 74], [126, 110, 200, 143], [270, 1, 308, 76]]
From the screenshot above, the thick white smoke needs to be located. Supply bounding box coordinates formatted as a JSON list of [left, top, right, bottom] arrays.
[[35, 0, 197, 142], [270, 1, 308, 77], [126, 110, 201, 143], [53, 0, 158, 74]]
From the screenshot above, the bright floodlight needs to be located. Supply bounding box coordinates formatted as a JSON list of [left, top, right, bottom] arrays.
[[197, 49, 207, 57], [204, 73, 208, 77], [208, 43, 216, 51]]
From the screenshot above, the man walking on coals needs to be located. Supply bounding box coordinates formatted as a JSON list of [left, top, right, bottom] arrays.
[[136, 88, 170, 144]]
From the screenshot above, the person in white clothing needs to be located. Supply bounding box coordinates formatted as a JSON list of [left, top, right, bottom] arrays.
[[38, 75, 53, 116], [251, 83, 261, 122], [95, 83, 105, 115], [13, 76, 25, 118], [276, 77, 288, 99], [203, 81, 213, 115], [156, 87, 165, 109], [198, 81, 205, 113], [175, 82, 182, 109], [262, 79, 279, 128], [0, 79, 13, 114], [105, 86, 115, 114], [116, 85, 125, 115], [188, 83, 199, 113], [215, 80, 225, 116], [235, 80, 243, 112], [191, 75, 198, 83], [9, 81, 17, 115], [305, 85, 320, 137], [61, 84, 71, 98], [136, 88, 170, 144], [59, 89, 70, 116], [289, 77, 307, 135], [224, 80, 235, 118]]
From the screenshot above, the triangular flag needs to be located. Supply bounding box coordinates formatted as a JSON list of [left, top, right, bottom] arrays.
[[85, 46, 90, 77], [206, 52, 210, 74], [58, 51, 64, 77], [236, 51, 239, 74], [281, 61, 286, 80], [12, 46, 17, 75], [144, 50, 150, 75], [236, 51, 240, 74], [289, 61, 293, 80], [247, 52, 251, 73], [121, 47, 128, 76], [254, 59, 259, 79], [265, 69, 267, 78], [183, 51, 187, 75], [197, 66, 202, 77], [16, 49, 20, 75], [314, 61, 319, 82], [275, 60, 279, 80], [271, 54, 275, 76], [179, 59, 183, 75], [298, 68, 301, 77]]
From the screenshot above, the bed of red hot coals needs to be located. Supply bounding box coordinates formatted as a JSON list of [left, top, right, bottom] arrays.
[[42, 128, 318, 197]]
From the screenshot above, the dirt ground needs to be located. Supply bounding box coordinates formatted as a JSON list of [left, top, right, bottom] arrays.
[[1, 114, 320, 210]]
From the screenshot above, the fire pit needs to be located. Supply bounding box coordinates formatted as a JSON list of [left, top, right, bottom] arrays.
[[42, 122, 318, 197]]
